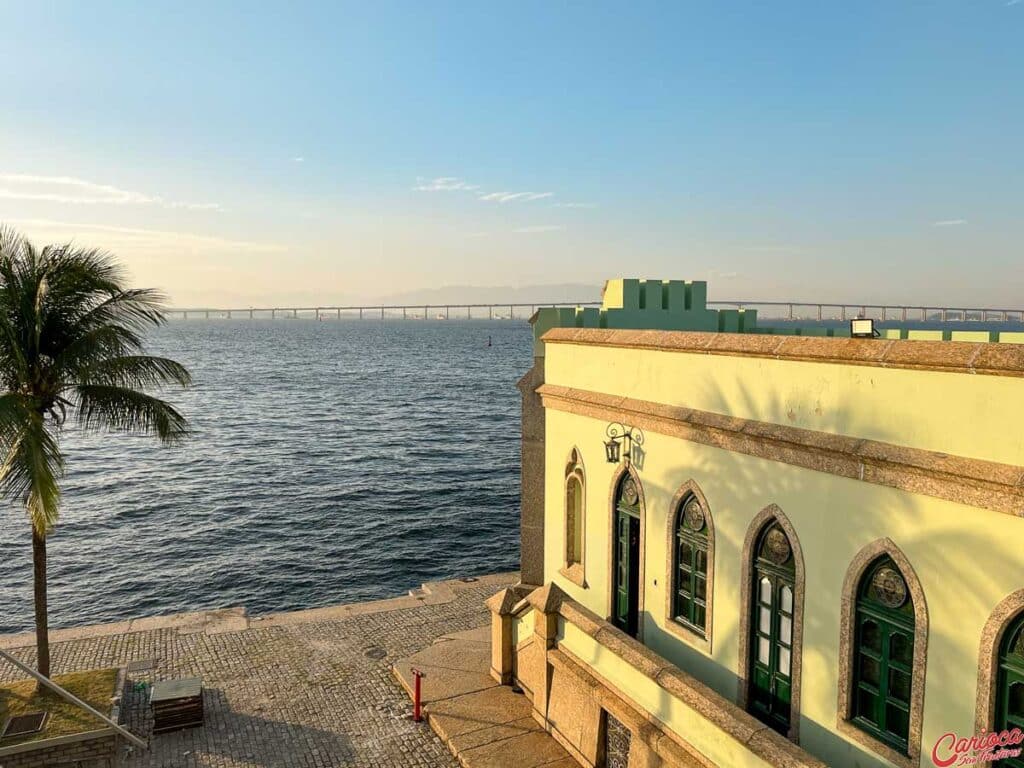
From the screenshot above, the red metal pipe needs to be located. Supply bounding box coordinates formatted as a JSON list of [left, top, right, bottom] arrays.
[[412, 667, 424, 722]]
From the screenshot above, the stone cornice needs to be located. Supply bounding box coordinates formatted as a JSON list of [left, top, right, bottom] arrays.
[[538, 384, 1024, 517], [540, 327, 1024, 377]]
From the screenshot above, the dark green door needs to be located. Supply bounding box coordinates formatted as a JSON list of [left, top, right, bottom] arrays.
[[995, 615, 1024, 767], [748, 524, 796, 735], [612, 508, 640, 637]]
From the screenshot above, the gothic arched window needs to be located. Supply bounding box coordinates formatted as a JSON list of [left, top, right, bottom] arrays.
[[851, 556, 916, 754], [672, 493, 709, 634]]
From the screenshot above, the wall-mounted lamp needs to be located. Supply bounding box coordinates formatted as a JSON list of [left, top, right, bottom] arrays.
[[850, 317, 879, 338], [604, 422, 645, 464]]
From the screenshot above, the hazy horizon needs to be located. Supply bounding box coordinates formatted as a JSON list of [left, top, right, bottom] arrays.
[[2, 2, 1022, 308]]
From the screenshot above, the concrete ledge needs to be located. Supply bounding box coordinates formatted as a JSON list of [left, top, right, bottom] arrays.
[[0, 727, 116, 758], [0, 665, 127, 766], [392, 626, 575, 768], [541, 327, 1024, 377], [0, 572, 518, 649]]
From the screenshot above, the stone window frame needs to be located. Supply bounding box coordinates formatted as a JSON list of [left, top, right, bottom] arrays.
[[605, 463, 647, 642], [837, 538, 929, 768], [663, 480, 714, 654], [560, 447, 587, 588], [737, 504, 806, 743], [975, 588, 1024, 765]]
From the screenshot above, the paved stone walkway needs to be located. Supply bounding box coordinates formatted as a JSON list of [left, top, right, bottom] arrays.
[[0, 573, 516, 768], [393, 628, 574, 768]]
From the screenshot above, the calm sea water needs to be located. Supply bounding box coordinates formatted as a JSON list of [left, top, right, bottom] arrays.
[[0, 320, 530, 634]]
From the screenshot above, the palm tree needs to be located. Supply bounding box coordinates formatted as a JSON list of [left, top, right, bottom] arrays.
[[0, 227, 191, 678]]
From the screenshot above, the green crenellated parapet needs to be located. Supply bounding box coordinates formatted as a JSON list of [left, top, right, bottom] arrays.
[[951, 330, 999, 343], [531, 278, 1023, 355], [907, 329, 946, 341], [532, 278, 741, 355]]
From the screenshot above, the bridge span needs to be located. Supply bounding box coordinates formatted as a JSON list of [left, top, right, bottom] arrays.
[[167, 300, 1024, 324], [168, 301, 601, 321]]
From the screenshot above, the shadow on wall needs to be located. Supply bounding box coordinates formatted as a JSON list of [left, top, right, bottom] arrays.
[[625, 374, 1008, 768]]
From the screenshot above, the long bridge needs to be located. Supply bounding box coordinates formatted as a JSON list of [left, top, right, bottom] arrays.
[[168, 301, 601, 321], [167, 300, 1024, 323]]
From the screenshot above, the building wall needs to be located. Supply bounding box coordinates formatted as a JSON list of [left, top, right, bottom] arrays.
[[540, 339, 1024, 768], [543, 341, 1024, 466]]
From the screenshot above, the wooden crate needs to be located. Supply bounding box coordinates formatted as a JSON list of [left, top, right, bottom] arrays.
[[150, 677, 204, 734]]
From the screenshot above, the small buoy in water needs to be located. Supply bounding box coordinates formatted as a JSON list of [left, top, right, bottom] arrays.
[[487, 335, 492, 347]]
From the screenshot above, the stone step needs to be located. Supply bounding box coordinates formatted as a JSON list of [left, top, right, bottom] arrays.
[[393, 629, 575, 768]]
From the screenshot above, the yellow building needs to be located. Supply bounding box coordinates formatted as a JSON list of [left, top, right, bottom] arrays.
[[489, 279, 1024, 768]]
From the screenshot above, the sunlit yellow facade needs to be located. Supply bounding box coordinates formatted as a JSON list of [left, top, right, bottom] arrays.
[[491, 279, 1024, 768]]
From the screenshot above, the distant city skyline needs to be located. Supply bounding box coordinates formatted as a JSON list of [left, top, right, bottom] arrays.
[[1, 2, 1021, 307]]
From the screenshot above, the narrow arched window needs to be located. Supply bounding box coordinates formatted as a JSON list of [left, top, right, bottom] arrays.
[[748, 522, 797, 735], [564, 449, 585, 573], [566, 474, 583, 565], [672, 494, 709, 634], [851, 556, 915, 754], [995, 613, 1024, 749]]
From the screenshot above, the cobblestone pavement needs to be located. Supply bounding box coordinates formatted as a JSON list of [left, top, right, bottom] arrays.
[[0, 573, 516, 768]]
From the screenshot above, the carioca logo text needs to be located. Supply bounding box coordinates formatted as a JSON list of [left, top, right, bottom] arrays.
[[932, 729, 1024, 766]]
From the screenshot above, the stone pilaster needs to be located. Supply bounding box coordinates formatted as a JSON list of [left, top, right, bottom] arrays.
[[525, 583, 565, 726], [485, 588, 518, 684], [517, 357, 546, 587]]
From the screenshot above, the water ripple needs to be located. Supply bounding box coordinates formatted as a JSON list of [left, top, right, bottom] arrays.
[[0, 319, 528, 633]]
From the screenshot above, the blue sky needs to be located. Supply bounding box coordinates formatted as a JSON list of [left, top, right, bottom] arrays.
[[0, 1, 1021, 306]]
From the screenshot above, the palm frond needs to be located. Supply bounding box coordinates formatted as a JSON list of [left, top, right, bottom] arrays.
[[79, 355, 192, 389], [0, 405, 64, 534], [55, 324, 146, 372], [0, 227, 191, 532], [0, 393, 31, 451], [75, 385, 190, 444], [66, 287, 170, 336]]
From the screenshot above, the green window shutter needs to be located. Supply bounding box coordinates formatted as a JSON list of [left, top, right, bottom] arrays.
[[851, 557, 914, 755], [672, 495, 708, 634], [747, 523, 796, 735], [995, 615, 1024, 768]]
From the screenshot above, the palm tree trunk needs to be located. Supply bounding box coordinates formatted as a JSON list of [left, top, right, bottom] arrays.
[[32, 527, 50, 678]]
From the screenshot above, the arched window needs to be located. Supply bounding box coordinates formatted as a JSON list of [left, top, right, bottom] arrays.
[[561, 449, 586, 586], [672, 493, 709, 635], [610, 469, 643, 637], [851, 556, 915, 754], [566, 475, 583, 565], [995, 613, 1024, 764], [838, 539, 927, 765], [747, 522, 797, 736]]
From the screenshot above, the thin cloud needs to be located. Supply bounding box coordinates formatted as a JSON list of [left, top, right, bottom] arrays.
[[931, 218, 967, 227], [479, 191, 553, 203], [165, 201, 223, 211], [0, 173, 222, 211], [292, 156, 305, 163], [1008, 1, 1022, 7], [413, 176, 479, 192], [552, 202, 597, 209], [514, 224, 564, 234], [8, 218, 285, 254]]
